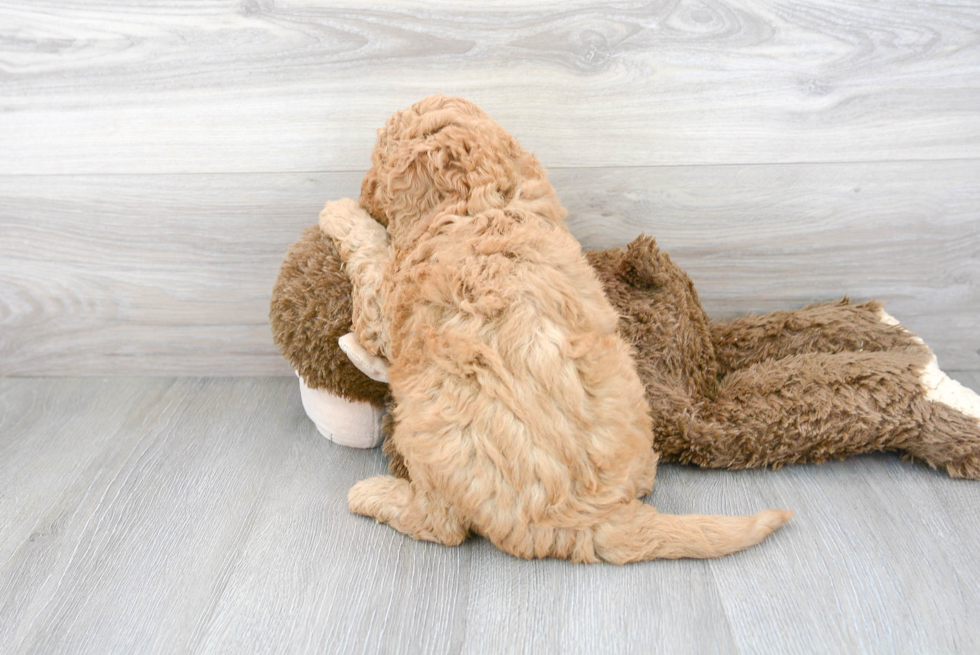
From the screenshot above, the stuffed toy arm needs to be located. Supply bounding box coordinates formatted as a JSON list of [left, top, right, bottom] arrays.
[[319, 199, 393, 362]]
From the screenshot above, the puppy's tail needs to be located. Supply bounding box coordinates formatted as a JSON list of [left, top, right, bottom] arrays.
[[592, 500, 792, 563]]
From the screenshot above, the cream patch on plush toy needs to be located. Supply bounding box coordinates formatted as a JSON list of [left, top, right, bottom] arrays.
[[920, 355, 980, 421], [878, 308, 980, 422], [293, 336, 389, 449], [338, 332, 390, 382], [296, 372, 385, 448]]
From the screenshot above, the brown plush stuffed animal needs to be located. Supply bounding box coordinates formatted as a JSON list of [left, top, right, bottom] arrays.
[[272, 220, 980, 481]]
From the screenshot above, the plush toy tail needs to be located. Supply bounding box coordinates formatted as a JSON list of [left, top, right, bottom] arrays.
[[592, 500, 793, 563]]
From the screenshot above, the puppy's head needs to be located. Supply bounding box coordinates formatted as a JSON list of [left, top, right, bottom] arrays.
[[360, 95, 552, 241]]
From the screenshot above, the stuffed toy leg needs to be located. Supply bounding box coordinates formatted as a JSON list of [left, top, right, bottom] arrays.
[[592, 237, 980, 479], [688, 302, 980, 476]]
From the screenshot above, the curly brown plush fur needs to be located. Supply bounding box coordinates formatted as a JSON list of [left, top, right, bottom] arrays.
[[589, 241, 980, 477], [273, 228, 980, 479]]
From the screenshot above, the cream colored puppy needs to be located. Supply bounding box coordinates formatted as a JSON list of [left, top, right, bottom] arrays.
[[320, 96, 791, 563]]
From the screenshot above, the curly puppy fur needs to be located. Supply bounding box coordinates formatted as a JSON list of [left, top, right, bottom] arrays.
[[319, 95, 791, 563]]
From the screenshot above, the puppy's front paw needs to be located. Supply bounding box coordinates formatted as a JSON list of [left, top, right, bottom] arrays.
[[318, 198, 368, 241]]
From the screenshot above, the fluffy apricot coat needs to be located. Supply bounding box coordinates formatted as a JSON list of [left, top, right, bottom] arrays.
[[318, 96, 791, 563]]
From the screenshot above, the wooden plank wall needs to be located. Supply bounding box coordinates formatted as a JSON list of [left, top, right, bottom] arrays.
[[1, 0, 978, 375]]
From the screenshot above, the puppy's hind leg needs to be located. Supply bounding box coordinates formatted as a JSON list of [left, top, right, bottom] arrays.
[[348, 476, 468, 546]]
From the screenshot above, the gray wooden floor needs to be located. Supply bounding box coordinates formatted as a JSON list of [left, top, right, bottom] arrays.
[[2, 375, 980, 654]]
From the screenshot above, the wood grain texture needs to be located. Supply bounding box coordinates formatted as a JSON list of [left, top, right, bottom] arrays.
[[2, 375, 979, 654], [0, 378, 301, 653], [2, 160, 977, 375], [1, 0, 979, 174], [0, 378, 170, 564], [561, 161, 980, 370]]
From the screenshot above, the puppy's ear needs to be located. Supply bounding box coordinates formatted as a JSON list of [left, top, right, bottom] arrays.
[[359, 162, 388, 227], [358, 110, 461, 231], [414, 117, 525, 215], [360, 96, 546, 230]]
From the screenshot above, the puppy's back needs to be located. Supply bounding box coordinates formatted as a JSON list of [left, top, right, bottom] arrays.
[[387, 209, 656, 537]]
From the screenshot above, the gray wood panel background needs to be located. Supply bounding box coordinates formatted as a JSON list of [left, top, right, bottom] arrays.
[[1, 0, 979, 374], [3, 0, 979, 173], [2, 376, 979, 654]]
